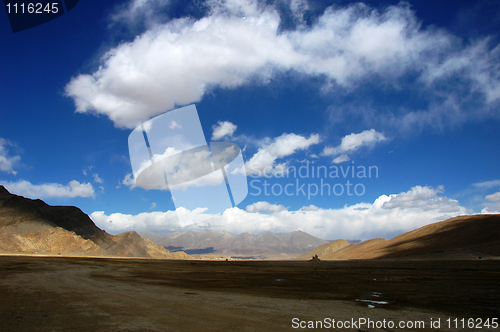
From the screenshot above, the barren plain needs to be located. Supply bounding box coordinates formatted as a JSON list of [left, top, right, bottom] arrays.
[[1, 255, 499, 331]]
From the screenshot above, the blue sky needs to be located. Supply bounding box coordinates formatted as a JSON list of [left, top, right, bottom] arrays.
[[1, 0, 500, 240]]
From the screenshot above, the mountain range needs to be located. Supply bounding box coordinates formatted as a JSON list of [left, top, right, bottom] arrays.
[[140, 229, 328, 259], [2, 185, 499, 261], [0, 186, 189, 259], [298, 214, 500, 260]]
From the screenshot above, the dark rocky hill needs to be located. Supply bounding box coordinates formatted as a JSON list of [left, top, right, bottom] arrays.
[[0, 186, 190, 259]]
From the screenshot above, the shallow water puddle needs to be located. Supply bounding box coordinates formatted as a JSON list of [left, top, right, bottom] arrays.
[[356, 291, 390, 308], [356, 299, 389, 305]]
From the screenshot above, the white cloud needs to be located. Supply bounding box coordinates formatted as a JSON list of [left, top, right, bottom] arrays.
[[93, 185, 466, 240], [376, 185, 465, 215], [480, 207, 500, 214], [323, 129, 386, 155], [459, 180, 500, 212], [212, 121, 237, 140], [473, 179, 500, 189], [421, 39, 500, 103], [332, 154, 350, 164], [150, 202, 157, 209], [300, 204, 319, 211], [243, 133, 320, 176], [110, 0, 173, 30], [82, 166, 93, 177], [322, 129, 386, 162], [90, 207, 212, 233], [0, 138, 21, 175], [65, 1, 500, 129], [485, 191, 500, 202], [122, 172, 136, 188], [93, 173, 104, 184], [0, 180, 95, 198], [246, 201, 286, 213], [66, 0, 294, 128]]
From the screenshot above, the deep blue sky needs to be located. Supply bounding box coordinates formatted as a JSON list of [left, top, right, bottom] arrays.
[[1, 0, 500, 239]]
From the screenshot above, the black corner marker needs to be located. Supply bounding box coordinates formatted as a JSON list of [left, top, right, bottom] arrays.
[[3, 0, 79, 33], [63, 0, 78, 12]]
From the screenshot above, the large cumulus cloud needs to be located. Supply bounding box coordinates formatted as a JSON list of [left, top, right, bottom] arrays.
[[66, 0, 500, 129]]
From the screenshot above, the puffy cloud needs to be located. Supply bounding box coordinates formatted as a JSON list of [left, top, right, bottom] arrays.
[[65, 0, 294, 128], [90, 207, 212, 233], [335, 130, 386, 154], [480, 207, 500, 214], [0, 180, 94, 198], [0, 138, 21, 175], [485, 191, 500, 202], [375, 186, 463, 216], [246, 201, 286, 213], [243, 133, 320, 176], [212, 121, 237, 140], [381, 185, 452, 210], [65, 0, 500, 129], [322, 129, 386, 163], [459, 180, 500, 212], [300, 204, 319, 211], [93, 185, 466, 239], [332, 154, 350, 164], [226, 185, 465, 240], [122, 172, 136, 188]]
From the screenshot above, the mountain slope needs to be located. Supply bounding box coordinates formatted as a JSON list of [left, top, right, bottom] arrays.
[[0, 186, 190, 259], [141, 229, 328, 258], [295, 239, 351, 260], [299, 214, 500, 260]]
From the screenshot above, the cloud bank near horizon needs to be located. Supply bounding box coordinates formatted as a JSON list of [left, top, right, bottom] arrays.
[[90, 185, 469, 240]]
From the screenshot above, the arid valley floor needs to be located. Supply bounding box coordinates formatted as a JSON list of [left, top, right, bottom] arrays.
[[0, 256, 499, 331]]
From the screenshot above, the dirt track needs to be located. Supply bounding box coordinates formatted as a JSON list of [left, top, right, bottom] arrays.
[[0, 256, 499, 331]]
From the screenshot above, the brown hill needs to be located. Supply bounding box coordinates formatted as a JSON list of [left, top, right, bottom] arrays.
[[295, 239, 351, 260], [0, 186, 190, 259], [299, 214, 500, 260], [141, 229, 328, 259], [321, 238, 388, 259]]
